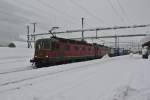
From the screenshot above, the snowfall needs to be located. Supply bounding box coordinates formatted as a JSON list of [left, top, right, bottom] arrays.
[[0, 47, 150, 100]]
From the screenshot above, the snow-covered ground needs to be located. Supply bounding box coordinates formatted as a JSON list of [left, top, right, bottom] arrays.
[[0, 47, 150, 100], [0, 47, 34, 74]]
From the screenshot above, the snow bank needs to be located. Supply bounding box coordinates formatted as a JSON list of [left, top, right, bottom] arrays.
[[102, 54, 110, 59], [148, 55, 150, 60], [141, 34, 150, 45]]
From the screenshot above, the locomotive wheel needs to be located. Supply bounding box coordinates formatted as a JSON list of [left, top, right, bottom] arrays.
[[35, 62, 43, 68]]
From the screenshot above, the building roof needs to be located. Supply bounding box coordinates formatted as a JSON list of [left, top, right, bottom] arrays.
[[141, 34, 150, 46]]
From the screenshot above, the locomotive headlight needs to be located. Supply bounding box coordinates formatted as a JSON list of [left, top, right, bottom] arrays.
[[45, 55, 49, 58]]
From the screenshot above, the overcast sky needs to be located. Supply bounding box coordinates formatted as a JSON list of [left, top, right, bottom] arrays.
[[0, 0, 150, 46]]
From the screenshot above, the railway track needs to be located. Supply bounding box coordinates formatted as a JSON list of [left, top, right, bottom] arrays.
[[0, 59, 27, 64], [0, 57, 115, 93], [0, 66, 33, 75]]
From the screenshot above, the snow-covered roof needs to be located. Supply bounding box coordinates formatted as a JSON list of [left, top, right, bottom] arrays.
[[141, 34, 150, 45]]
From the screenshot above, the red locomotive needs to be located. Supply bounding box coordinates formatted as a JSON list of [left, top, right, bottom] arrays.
[[30, 36, 110, 68]]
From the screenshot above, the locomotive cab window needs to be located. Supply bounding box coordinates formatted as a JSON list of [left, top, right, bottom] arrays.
[[35, 39, 51, 50]]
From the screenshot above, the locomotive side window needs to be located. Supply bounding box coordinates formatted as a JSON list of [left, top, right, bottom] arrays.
[[74, 46, 79, 51], [88, 47, 91, 51], [55, 43, 59, 50], [82, 47, 85, 50], [51, 42, 59, 50], [65, 45, 70, 50]]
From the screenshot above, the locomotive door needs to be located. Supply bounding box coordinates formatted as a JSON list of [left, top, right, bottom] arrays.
[[95, 46, 98, 57], [58, 42, 65, 60]]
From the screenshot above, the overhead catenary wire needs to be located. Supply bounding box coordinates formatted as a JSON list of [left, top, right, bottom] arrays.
[[29, 24, 150, 36], [106, 0, 130, 45], [37, 0, 80, 25], [5, 0, 59, 29], [11, 0, 57, 20], [10, 0, 79, 26], [106, 0, 127, 24], [115, 0, 139, 37], [69, 0, 105, 25], [70, 34, 147, 40], [116, 0, 131, 23]]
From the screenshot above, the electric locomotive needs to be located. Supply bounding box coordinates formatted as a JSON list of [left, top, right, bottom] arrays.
[[30, 36, 110, 68]]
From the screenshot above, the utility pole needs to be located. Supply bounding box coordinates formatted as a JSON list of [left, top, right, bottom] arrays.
[[82, 17, 84, 41], [96, 29, 98, 39], [27, 25, 32, 48], [114, 34, 118, 56], [31, 22, 37, 43], [118, 37, 119, 49], [118, 37, 120, 55], [115, 34, 117, 49], [27, 25, 30, 48]]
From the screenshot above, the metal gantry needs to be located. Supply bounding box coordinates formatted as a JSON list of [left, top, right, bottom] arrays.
[[27, 24, 150, 48], [70, 33, 147, 40], [29, 24, 150, 36]]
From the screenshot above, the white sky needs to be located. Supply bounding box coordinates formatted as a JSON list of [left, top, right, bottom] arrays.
[[0, 0, 150, 47]]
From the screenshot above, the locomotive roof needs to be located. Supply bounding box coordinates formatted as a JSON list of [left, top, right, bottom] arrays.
[[37, 37, 110, 47], [50, 36, 97, 46], [36, 37, 90, 45], [52, 36, 88, 44]]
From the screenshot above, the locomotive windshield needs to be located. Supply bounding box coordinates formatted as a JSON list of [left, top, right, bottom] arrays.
[[35, 39, 52, 50], [35, 38, 59, 50]]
